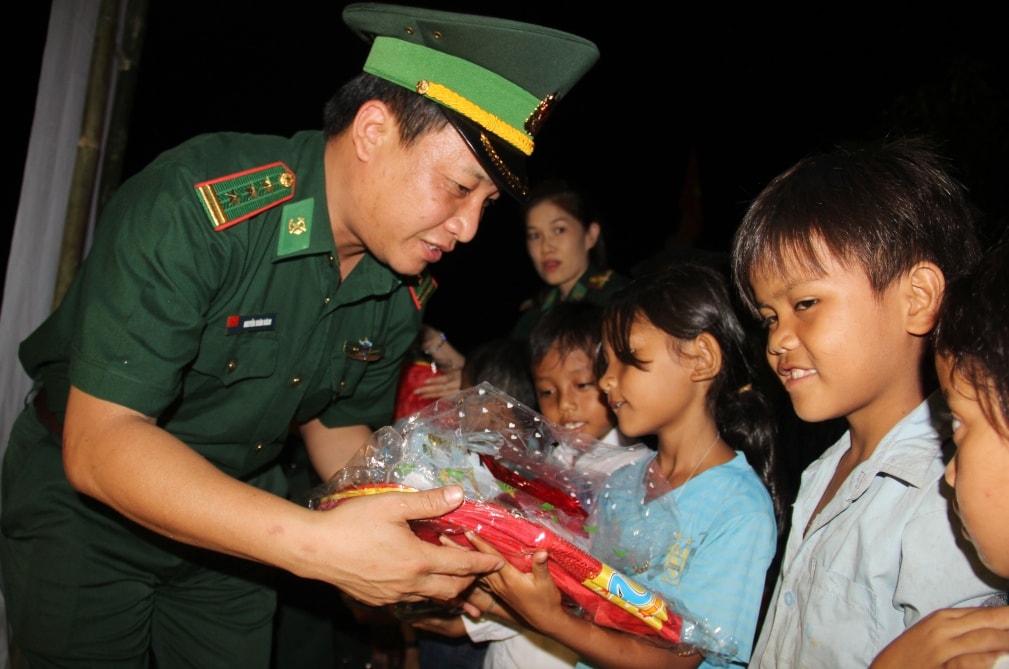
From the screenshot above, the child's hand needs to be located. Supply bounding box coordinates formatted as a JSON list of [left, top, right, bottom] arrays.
[[415, 367, 463, 400], [465, 530, 566, 635], [409, 614, 467, 638], [871, 606, 1009, 669]]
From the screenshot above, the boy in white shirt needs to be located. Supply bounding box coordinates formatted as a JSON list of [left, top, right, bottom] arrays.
[[731, 137, 1008, 667]]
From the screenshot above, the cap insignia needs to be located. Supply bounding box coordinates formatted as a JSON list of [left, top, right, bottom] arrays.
[[479, 133, 527, 197], [525, 93, 557, 137]]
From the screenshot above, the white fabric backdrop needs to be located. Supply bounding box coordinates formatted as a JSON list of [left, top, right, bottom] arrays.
[[0, 1, 103, 661]]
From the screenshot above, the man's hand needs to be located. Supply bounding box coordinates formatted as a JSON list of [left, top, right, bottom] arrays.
[[307, 487, 504, 606]]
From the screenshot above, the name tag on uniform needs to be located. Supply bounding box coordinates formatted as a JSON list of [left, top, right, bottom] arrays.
[[344, 337, 384, 361], [226, 314, 276, 335]]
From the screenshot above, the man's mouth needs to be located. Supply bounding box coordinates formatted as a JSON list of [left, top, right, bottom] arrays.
[[422, 241, 445, 263]]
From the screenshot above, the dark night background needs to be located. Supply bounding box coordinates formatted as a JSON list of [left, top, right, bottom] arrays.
[[11, 3, 1009, 354]]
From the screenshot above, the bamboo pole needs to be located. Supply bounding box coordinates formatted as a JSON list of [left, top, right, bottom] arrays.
[[51, 0, 120, 310], [96, 0, 147, 223]]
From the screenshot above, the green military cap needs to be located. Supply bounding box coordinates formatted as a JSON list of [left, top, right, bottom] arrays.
[[342, 3, 599, 200]]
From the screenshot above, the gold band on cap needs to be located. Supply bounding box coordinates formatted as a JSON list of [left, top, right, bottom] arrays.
[[364, 37, 538, 155], [417, 80, 533, 156]]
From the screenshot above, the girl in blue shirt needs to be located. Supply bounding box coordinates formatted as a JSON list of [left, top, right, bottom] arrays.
[[466, 262, 783, 668]]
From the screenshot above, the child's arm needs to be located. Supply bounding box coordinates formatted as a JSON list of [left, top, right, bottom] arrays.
[[466, 532, 704, 669], [870, 606, 1009, 668], [409, 614, 468, 638]]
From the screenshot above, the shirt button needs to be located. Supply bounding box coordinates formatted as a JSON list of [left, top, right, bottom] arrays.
[[783, 591, 795, 606], [291, 377, 301, 387], [338, 380, 346, 391], [226, 360, 238, 372], [323, 296, 331, 304], [328, 253, 335, 267], [254, 443, 264, 452]]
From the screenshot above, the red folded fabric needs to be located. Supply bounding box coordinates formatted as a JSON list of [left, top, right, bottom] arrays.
[[319, 484, 683, 646]]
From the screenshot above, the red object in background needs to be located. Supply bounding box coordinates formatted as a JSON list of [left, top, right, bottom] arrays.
[[394, 360, 442, 421]]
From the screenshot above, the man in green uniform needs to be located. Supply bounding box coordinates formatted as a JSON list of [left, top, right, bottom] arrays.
[[0, 4, 598, 666]]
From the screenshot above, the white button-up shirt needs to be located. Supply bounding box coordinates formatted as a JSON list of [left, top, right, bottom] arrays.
[[751, 394, 1008, 668]]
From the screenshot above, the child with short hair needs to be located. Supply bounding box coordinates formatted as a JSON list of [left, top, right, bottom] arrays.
[[731, 137, 1008, 667], [528, 302, 651, 473], [407, 336, 536, 669], [871, 240, 1009, 668], [460, 337, 537, 409], [433, 305, 650, 669], [466, 263, 782, 668]]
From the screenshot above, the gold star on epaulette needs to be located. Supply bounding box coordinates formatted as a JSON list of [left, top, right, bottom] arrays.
[[194, 161, 297, 231]]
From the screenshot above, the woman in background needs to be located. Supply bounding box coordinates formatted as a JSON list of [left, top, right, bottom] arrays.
[[510, 179, 629, 340]]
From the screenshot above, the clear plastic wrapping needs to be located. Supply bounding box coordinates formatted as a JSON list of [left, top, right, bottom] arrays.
[[309, 382, 738, 663]]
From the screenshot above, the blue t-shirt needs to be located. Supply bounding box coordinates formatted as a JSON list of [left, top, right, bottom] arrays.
[[580, 452, 777, 668]]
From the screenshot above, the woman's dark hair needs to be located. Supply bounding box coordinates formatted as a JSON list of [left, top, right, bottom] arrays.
[[323, 72, 451, 144], [599, 262, 784, 528], [521, 178, 608, 268], [934, 240, 1009, 438]]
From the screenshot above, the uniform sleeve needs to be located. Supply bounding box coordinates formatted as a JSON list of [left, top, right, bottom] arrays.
[[68, 158, 231, 417]]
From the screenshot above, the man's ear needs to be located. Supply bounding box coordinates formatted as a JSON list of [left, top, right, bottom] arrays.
[[905, 261, 945, 336], [689, 332, 722, 382], [351, 100, 393, 162]]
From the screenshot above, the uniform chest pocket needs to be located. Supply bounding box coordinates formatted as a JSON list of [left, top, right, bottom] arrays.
[[191, 331, 279, 387], [331, 354, 370, 399]]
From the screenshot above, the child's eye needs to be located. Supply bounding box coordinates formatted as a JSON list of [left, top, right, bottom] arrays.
[[794, 298, 817, 311], [576, 382, 596, 390], [758, 314, 777, 329]]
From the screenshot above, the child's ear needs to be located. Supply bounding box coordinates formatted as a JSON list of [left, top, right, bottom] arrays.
[[689, 333, 722, 382], [905, 261, 945, 336]]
